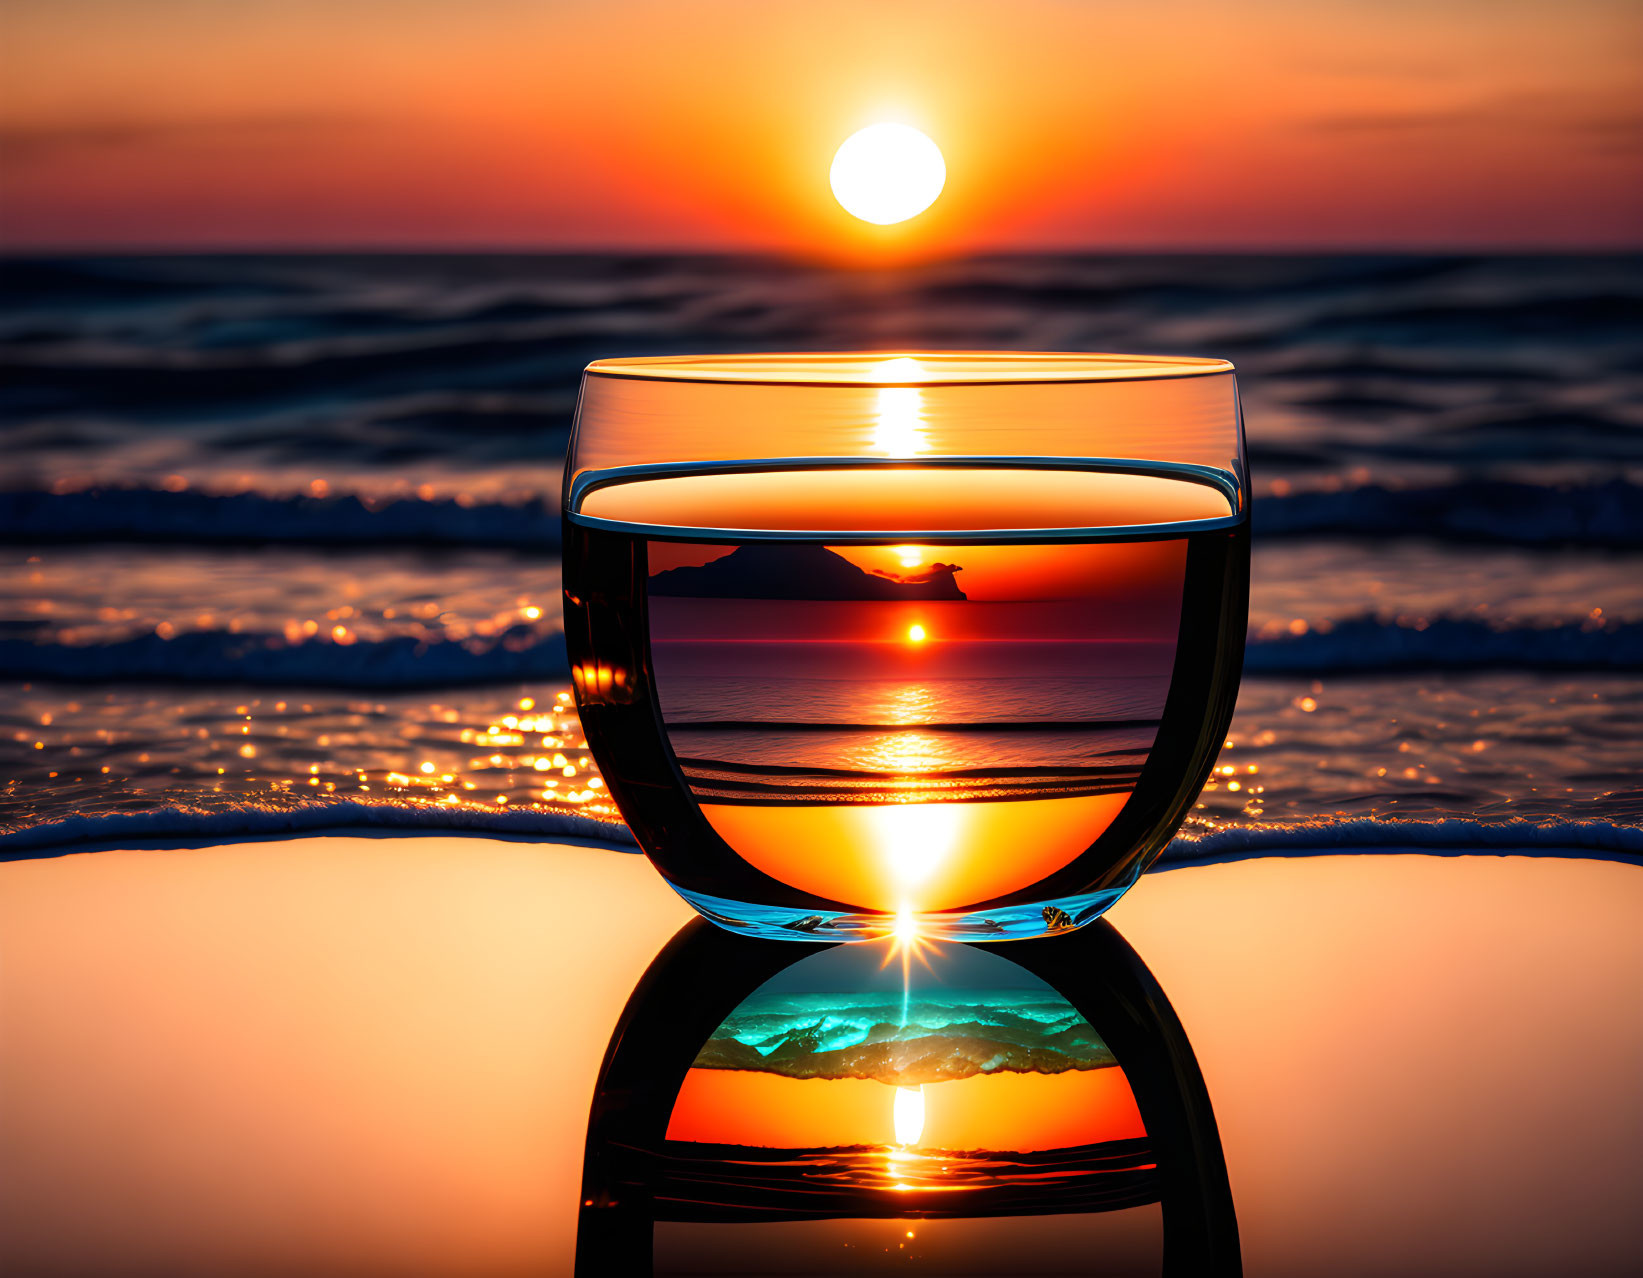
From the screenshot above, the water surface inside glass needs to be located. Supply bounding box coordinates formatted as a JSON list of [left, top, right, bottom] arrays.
[[567, 465, 1247, 936]]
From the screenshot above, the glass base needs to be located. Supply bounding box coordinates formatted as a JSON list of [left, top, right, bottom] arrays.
[[671, 880, 1139, 943]]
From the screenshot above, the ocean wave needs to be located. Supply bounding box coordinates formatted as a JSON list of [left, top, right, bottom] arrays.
[[696, 994, 1112, 1084], [1256, 479, 1643, 546], [3, 803, 1635, 871], [1158, 817, 1643, 864], [6, 255, 1641, 508], [0, 628, 567, 686], [4, 613, 1637, 686], [0, 799, 636, 858], [6, 478, 1643, 549], [0, 486, 562, 546], [1244, 616, 1643, 672]]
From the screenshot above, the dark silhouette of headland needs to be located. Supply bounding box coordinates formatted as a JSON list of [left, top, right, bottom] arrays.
[[649, 544, 965, 600]]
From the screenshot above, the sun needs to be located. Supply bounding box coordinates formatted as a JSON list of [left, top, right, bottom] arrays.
[[906, 623, 928, 644], [830, 123, 946, 225]]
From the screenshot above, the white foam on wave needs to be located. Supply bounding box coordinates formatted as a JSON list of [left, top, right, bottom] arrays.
[[0, 800, 636, 858], [4, 804, 1636, 868], [1159, 817, 1643, 865]]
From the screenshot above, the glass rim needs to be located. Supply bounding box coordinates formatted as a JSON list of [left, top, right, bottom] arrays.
[[567, 457, 1245, 544], [583, 350, 1235, 388]]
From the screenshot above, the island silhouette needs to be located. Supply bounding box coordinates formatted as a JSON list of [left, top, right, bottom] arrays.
[[649, 543, 966, 601]]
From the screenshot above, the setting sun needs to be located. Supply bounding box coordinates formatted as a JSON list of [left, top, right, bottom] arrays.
[[906, 623, 928, 643], [830, 123, 946, 225]]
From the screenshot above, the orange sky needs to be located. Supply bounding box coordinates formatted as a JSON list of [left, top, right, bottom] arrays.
[[2, 0, 1639, 250], [649, 539, 1187, 603], [666, 1065, 1146, 1152]]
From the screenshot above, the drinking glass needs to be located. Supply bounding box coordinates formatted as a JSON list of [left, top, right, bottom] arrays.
[[563, 352, 1247, 941]]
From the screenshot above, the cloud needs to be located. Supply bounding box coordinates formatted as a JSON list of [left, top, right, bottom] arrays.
[[1305, 110, 1473, 133], [1301, 92, 1643, 154], [0, 115, 363, 164]]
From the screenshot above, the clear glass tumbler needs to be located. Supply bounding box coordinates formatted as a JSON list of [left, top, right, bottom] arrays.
[[563, 352, 1248, 941]]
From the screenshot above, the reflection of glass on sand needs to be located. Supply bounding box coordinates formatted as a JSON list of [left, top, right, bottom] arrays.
[[664, 940, 1148, 1184], [893, 1085, 925, 1146], [575, 917, 1240, 1275]]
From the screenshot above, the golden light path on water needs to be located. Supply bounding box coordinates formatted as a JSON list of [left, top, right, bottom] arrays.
[[6, 677, 1640, 837], [2, 686, 624, 832], [872, 358, 927, 457], [882, 684, 939, 727], [855, 727, 952, 776]]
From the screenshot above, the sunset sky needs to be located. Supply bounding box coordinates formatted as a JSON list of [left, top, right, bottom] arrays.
[[3, 0, 1639, 251], [666, 1064, 1146, 1152], [650, 540, 1187, 604]]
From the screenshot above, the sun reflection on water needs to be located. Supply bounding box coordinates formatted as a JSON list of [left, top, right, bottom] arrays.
[[8, 674, 1634, 841], [872, 358, 927, 457], [1, 685, 622, 834], [878, 683, 939, 727], [853, 728, 951, 776], [877, 802, 962, 887]]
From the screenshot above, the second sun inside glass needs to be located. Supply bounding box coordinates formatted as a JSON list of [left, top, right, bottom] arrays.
[[564, 353, 1248, 940]]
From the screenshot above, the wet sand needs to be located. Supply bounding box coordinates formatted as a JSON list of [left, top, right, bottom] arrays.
[[2, 839, 1639, 1276]]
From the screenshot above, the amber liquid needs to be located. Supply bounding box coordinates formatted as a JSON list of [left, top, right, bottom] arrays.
[[565, 468, 1247, 935]]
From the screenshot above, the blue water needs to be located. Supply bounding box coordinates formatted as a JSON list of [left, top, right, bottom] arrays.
[[2, 253, 1641, 851], [695, 988, 1114, 1082]]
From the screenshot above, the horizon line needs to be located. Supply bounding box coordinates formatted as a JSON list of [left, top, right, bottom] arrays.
[[4, 242, 1641, 260]]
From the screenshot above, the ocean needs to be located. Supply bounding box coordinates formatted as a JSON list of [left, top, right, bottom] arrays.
[[3, 252, 1641, 857]]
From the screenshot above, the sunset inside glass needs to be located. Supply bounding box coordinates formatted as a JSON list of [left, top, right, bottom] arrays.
[[563, 352, 1248, 940], [647, 534, 1184, 913]]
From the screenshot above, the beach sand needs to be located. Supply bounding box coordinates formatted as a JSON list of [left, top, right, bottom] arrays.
[[2, 837, 1638, 1276]]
